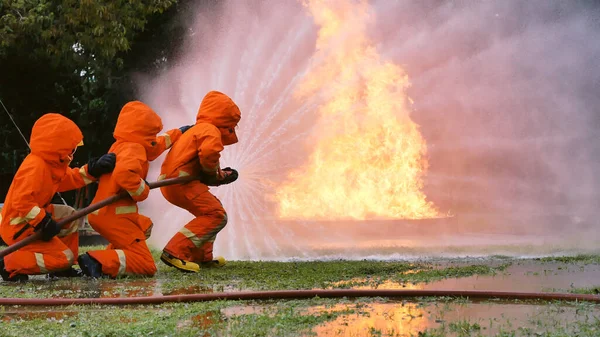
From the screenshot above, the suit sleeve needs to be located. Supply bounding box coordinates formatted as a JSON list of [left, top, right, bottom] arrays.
[[147, 128, 183, 160], [112, 144, 150, 202], [57, 164, 95, 192], [196, 127, 224, 174], [7, 159, 48, 227]]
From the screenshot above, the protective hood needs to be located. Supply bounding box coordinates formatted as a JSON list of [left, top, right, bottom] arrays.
[[30, 113, 83, 166], [113, 101, 164, 155], [196, 91, 241, 145]]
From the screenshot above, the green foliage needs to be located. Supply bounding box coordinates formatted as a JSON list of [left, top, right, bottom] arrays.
[[0, 0, 189, 202], [0, 0, 174, 67]]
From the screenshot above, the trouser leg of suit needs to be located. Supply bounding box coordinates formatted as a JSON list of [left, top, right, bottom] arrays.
[[161, 182, 228, 263], [87, 213, 157, 278], [1, 236, 75, 277], [1, 204, 78, 277]]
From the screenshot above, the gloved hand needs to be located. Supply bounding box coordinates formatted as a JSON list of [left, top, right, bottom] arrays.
[[179, 125, 194, 134], [220, 167, 239, 185], [88, 153, 116, 178], [199, 167, 239, 186], [36, 212, 61, 241]]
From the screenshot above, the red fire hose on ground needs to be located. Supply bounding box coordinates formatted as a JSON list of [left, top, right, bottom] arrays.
[[0, 289, 598, 306]]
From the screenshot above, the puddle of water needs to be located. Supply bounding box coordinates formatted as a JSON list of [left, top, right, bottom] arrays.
[[96, 279, 160, 298], [217, 298, 600, 336], [419, 262, 600, 293], [163, 285, 214, 296], [222, 305, 268, 316], [310, 300, 600, 336], [176, 310, 218, 336], [49, 279, 162, 298], [331, 262, 600, 293], [191, 311, 219, 327], [3, 277, 235, 299]]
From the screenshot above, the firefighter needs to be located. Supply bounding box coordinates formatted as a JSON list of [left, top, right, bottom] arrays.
[[159, 91, 240, 272], [77, 101, 190, 278], [0, 113, 115, 282]]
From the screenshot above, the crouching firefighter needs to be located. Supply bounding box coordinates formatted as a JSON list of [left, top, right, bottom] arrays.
[[0, 113, 116, 282], [78, 101, 189, 278], [159, 91, 240, 272]]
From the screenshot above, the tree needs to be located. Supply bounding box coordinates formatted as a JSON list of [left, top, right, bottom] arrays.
[[0, 0, 187, 202]]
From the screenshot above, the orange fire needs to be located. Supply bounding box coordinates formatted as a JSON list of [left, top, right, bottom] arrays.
[[276, 0, 438, 220]]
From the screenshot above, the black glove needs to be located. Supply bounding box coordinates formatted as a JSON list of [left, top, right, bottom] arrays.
[[36, 212, 61, 241], [88, 153, 116, 178], [220, 167, 239, 185], [179, 125, 194, 134], [199, 167, 239, 186]]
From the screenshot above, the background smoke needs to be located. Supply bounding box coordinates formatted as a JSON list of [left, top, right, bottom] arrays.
[[380, 0, 600, 218], [138, 0, 600, 259]]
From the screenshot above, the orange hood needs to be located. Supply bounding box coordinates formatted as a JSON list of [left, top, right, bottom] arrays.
[[196, 91, 241, 145], [30, 113, 83, 166], [114, 101, 163, 155]]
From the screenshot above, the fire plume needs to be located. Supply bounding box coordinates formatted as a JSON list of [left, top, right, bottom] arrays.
[[276, 0, 438, 220]]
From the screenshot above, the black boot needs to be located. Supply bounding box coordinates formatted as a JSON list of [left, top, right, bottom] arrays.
[[46, 266, 84, 279], [0, 258, 28, 283], [77, 253, 103, 279]]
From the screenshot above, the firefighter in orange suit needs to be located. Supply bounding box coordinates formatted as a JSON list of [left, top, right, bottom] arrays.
[[77, 101, 189, 278], [159, 91, 240, 272], [0, 113, 116, 282]]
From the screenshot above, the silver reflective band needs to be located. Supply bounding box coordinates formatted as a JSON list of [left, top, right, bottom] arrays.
[[116, 250, 127, 276], [79, 166, 93, 184], [127, 179, 146, 197], [158, 133, 172, 148], [35, 253, 48, 273], [10, 206, 42, 225]]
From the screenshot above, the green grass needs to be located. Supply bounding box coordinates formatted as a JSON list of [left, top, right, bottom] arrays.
[[2, 249, 600, 336], [0, 298, 364, 337], [537, 254, 600, 264], [1, 297, 599, 337], [569, 286, 600, 295], [0, 251, 511, 299]]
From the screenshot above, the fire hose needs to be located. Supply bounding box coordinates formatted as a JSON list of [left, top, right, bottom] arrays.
[[0, 175, 201, 259], [0, 289, 598, 306]]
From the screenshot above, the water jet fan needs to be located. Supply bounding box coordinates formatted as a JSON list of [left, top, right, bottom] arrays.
[[140, 0, 600, 259]]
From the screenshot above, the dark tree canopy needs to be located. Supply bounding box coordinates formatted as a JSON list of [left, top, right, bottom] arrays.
[[0, 0, 194, 204]]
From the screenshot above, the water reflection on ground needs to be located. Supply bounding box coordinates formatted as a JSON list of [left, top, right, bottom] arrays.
[[333, 261, 600, 293], [310, 300, 598, 336]]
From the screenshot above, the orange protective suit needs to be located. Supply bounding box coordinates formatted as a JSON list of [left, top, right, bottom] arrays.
[[85, 101, 182, 278], [159, 91, 241, 269], [0, 114, 96, 277]]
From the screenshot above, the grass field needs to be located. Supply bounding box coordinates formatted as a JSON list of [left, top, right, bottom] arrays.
[[1, 247, 599, 336]]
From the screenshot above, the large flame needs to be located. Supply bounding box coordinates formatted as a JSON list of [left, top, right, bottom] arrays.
[[275, 0, 438, 220]]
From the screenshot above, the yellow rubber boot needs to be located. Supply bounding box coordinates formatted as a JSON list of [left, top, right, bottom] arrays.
[[160, 252, 200, 273], [201, 256, 227, 268]]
